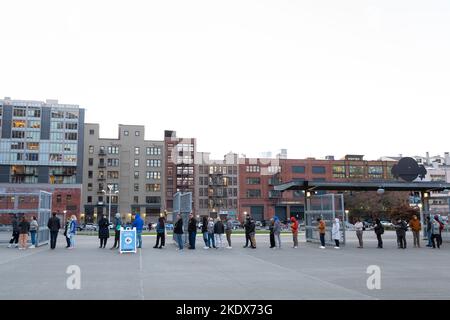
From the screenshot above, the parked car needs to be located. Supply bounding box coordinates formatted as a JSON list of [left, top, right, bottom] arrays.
[[77, 224, 85, 231], [231, 220, 242, 230], [85, 223, 98, 231], [165, 223, 174, 231], [380, 221, 394, 228]]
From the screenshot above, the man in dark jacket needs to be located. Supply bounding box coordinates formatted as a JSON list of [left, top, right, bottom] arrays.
[[373, 218, 384, 249], [188, 213, 197, 249], [243, 216, 252, 248], [8, 214, 20, 248], [394, 218, 407, 249], [174, 214, 184, 251], [47, 212, 61, 250], [249, 218, 256, 249]]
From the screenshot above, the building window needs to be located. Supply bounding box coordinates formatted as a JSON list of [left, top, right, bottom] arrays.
[[13, 107, 27, 117], [107, 158, 120, 167], [246, 165, 260, 173], [134, 159, 139, 167], [349, 166, 364, 179], [88, 158, 93, 166], [246, 177, 261, 185], [134, 171, 139, 179], [89, 146, 94, 154], [332, 165, 346, 179], [135, 131, 140, 136], [56, 194, 62, 203], [147, 159, 161, 167], [135, 147, 140, 155], [89, 129, 95, 135], [368, 166, 383, 179], [12, 131, 25, 139], [88, 171, 93, 179], [12, 120, 26, 128], [146, 171, 161, 180], [107, 146, 119, 154], [88, 183, 93, 191], [146, 147, 161, 155], [65, 132, 77, 140], [87, 196, 92, 203], [66, 194, 72, 202], [107, 171, 119, 179], [146, 184, 161, 192], [134, 183, 139, 192], [246, 189, 261, 198], [133, 196, 139, 204], [146, 196, 160, 204], [124, 130, 129, 136], [65, 123, 78, 130], [312, 166, 326, 174], [26, 153, 39, 161], [292, 166, 305, 174]]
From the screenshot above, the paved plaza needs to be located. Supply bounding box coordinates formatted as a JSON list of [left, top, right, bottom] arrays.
[[0, 231, 449, 300]]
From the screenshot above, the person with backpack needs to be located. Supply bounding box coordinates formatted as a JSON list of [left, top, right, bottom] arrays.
[[331, 218, 341, 249], [29, 216, 39, 249], [431, 215, 443, 249], [110, 213, 122, 250], [8, 214, 20, 248], [18, 216, 30, 250], [409, 215, 422, 248], [63, 218, 71, 248], [394, 217, 407, 249], [373, 218, 384, 249], [317, 217, 326, 249], [214, 217, 225, 249], [290, 216, 299, 249], [174, 214, 184, 251], [269, 218, 276, 248], [47, 212, 61, 250], [273, 216, 282, 249], [154, 215, 166, 249]]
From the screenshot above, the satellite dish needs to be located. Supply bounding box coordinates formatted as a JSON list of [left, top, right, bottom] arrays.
[[391, 157, 427, 182]]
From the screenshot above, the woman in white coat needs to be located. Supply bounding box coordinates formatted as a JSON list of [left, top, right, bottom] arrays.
[[332, 218, 341, 249]]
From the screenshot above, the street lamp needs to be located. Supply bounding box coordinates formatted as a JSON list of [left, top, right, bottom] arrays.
[[345, 210, 349, 225], [63, 210, 67, 224], [102, 184, 118, 223]]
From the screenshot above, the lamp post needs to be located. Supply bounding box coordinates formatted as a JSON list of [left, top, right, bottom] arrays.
[[345, 210, 349, 225], [63, 210, 67, 225], [102, 184, 118, 223]]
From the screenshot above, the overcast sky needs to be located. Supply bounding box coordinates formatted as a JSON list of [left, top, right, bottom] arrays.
[[1, 0, 449, 160]]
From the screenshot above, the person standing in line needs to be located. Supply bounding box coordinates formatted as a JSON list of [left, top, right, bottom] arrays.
[[188, 213, 197, 250], [354, 218, 364, 248], [225, 217, 233, 249], [63, 218, 71, 248], [8, 214, 20, 248], [214, 217, 225, 249], [68, 215, 77, 250], [207, 217, 216, 249], [154, 214, 166, 249], [132, 213, 144, 249], [29, 216, 39, 249], [174, 214, 184, 251], [18, 216, 30, 250], [201, 216, 209, 249], [273, 216, 282, 249], [290, 216, 299, 249], [437, 214, 445, 247], [98, 215, 110, 249], [425, 216, 433, 247], [394, 217, 407, 249], [331, 218, 341, 249], [431, 215, 442, 249], [47, 212, 61, 250], [373, 218, 384, 249], [243, 215, 252, 248], [409, 215, 422, 248], [317, 217, 326, 249], [110, 213, 122, 250], [269, 218, 275, 248], [249, 217, 256, 249]]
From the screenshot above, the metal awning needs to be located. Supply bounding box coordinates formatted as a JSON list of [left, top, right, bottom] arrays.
[[274, 180, 450, 192]]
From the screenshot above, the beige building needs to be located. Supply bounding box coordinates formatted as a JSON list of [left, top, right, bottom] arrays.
[[82, 124, 164, 224]]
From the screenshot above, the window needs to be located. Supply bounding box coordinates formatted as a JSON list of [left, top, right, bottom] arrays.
[[246, 189, 261, 198], [66, 194, 72, 202], [133, 196, 139, 204], [26, 142, 39, 151], [107, 146, 119, 154], [368, 166, 383, 178], [51, 121, 64, 130], [87, 146, 94, 154], [65, 132, 77, 140], [146, 196, 161, 204], [292, 166, 305, 174], [107, 171, 119, 179], [146, 171, 161, 180], [26, 153, 39, 161], [89, 129, 95, 135], [49, 154, 62, 162], [246, 165, 260, 173], [11, 142, 24, 150], [135, 131, 140, 136], [27, 108, 41, 118], [87, 183, 93, 191], [56, 194, 62, 203], [147, 159, 161, 167], [246, 177, 261, 185], [28, 120, 41, 129], [135, 147, 140, 155], [267, 166, 281, 174], [13, 107, 26, 117], [88, 171, 93, 179], [87, 196, 92, 203], [134, 183, 139, 192], [332, 165, 346, 178], [88, 158, 93, 166], [312, 166, 326, 174], [51, 111, 64, 118], [134, 159, 139, 167], [146, 147, 161, 155], [65, 111, 79, 119], [107, 158, 120, 167], [134, 171, 139, 179], [146, 184, 161, 192], [12, 120, 26, 128], [12, 131, 25, 139], [124, 130, 129, 136], [349, 166, 364, 178], [65, 123, 78, 130]]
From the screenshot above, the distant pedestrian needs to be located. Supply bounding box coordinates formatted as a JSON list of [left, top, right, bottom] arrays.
[[354, 218, 364, 248], [273, 216, 282, 249], [201, 216, 209, 249], [153, 214, 165, 249], [63, 218, 71, 248], [425, 216, 432, 247], [373, 218, 384, 249], [68, 215, 77, 249], [394, 218, 407, 249], [249, 217, 256, 249], [225, 217, 233, 249], [29, 216, 38, 248], [269, 218, 275, 248], [290, 216, 299, 249], [188, 213, 197, 250], [8, 214, 20, 248], [409, 215, 422, 248], [132, 213, 144, 249], [98, 215, 110, 249], [332, 218, 341, 249], [47, 212, 61, 250], [437, 215, 445, 247], [148, 222, 152, 231], [174, 214, 184, 251], [431, 215, 443, 249], [243, 215, 252, 248], [207, 217, 216, 249], [110, 213, 122, 250], [214, 218, 225, 249], [317, 217, 326, 249], [18, 216, 30, 250]]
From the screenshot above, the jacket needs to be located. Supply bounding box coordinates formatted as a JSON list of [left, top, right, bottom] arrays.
[[12, 218, 19, 233], [114, 217, 122, 231], [374, 222, 384, 235], [214, 221, 225, 234], [318, 220, 326, 234], [269, 222, 274, 234], [409, 219, 421, 232], [69, 220, 77, 234], [19, 221, 30, 234], [207, 221, 215, 234], [174, 219, 183, 234], [63, 221, 70, 237], [30, 220, 39, 232], [354, 222, 364, 231], [98, 218, 110, 239], [225, 220, 232, 232], [248, 220, 256, 234], [201, 218, 208, 233], [156, 218, 165, 233], [431, 220, 441, 235], [132, 214, 144, 233], [290, 217, 299, 234], [331, 219, 341, 240], [47, 216, 61, 232], [395, 221, 407, 236], [188, 217, 197, 233], [244, 219, 252, 234], [273, 217, 281, 235]]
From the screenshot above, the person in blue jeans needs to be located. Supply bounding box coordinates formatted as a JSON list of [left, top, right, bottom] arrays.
[[188, 213, 197, 249], [132, 213, 144, 249], [207, 217, 216, 249], [29, 216, 39, 248], [174, 214, 184, 251], [201, 216, 209, 249], [426, 216, 433, 247], [68, 215, 77, 249]]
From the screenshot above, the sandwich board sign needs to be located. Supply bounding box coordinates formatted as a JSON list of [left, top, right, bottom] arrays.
[[119, 227, 137, 254]]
